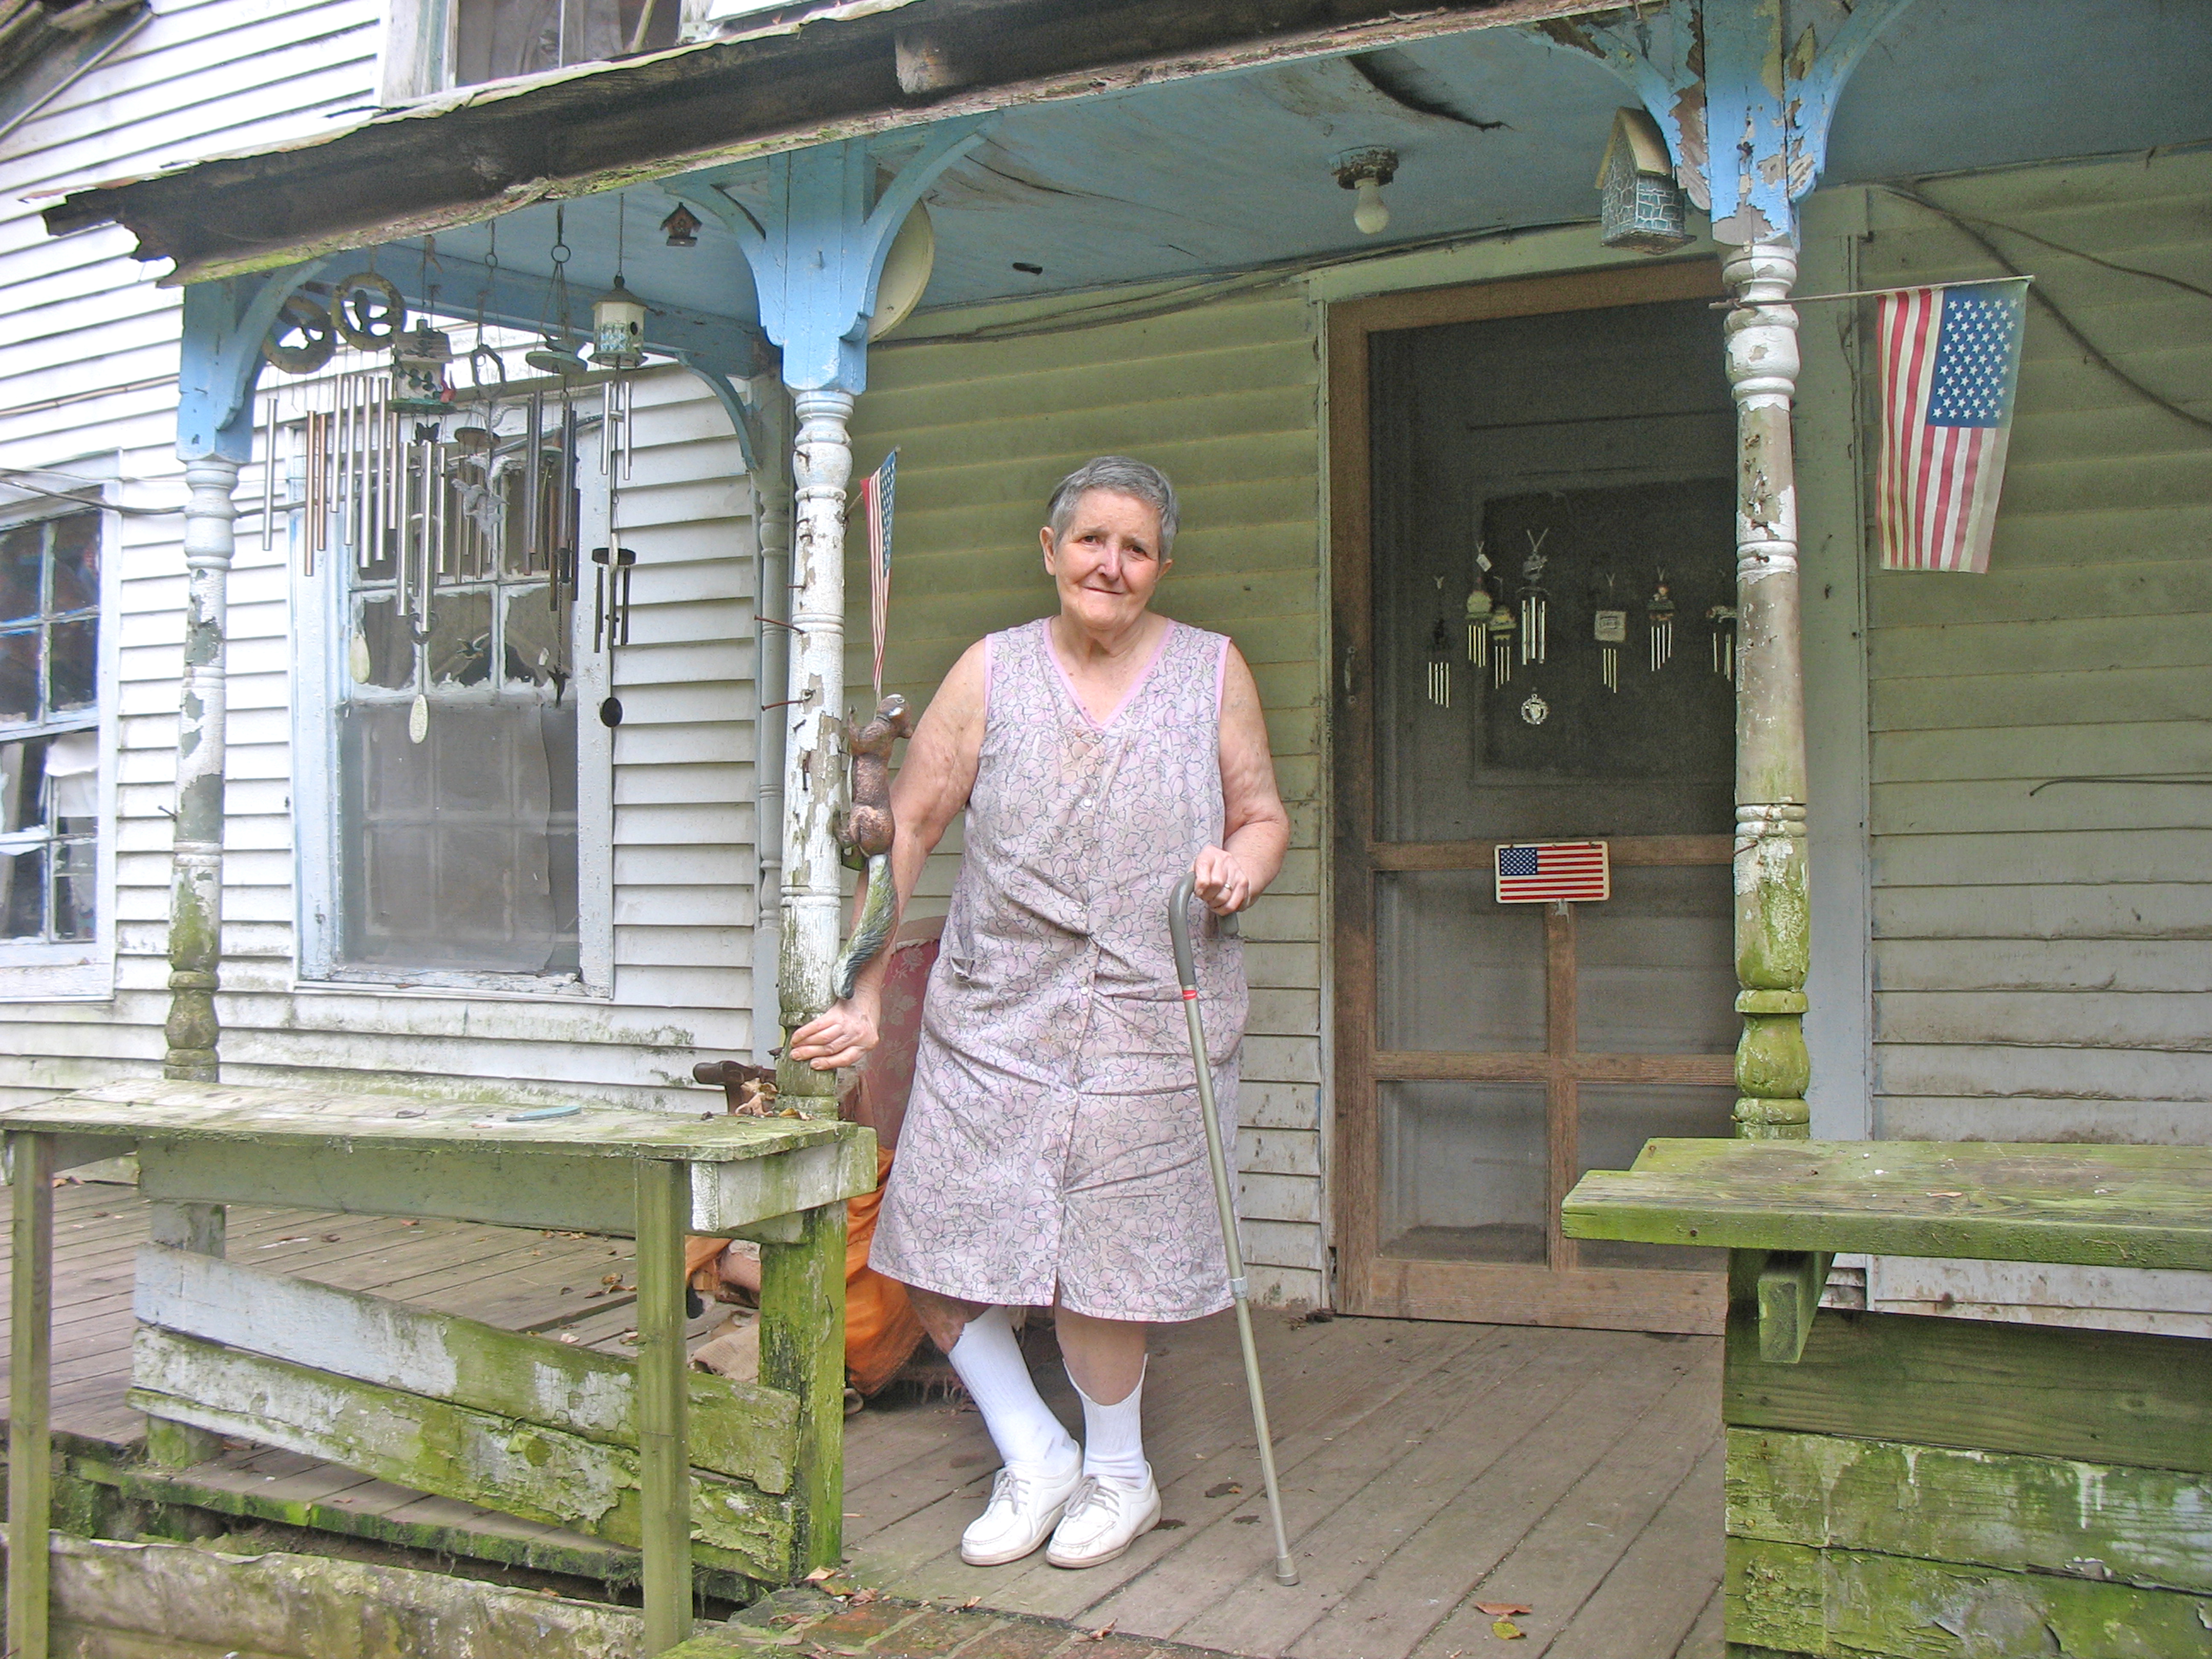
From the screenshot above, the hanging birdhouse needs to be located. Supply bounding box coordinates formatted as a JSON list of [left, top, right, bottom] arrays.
[[591, 275, 646, 370], [660, 204, 702, 249], [391, 322, 454, 413], [1597, 108, 1693, 254]]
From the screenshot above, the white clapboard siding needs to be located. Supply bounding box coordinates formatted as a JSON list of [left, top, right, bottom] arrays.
[[0, 0, 768, 1115], [847, 287, 1329, 1302], [1852, 148, 2212, 1332]]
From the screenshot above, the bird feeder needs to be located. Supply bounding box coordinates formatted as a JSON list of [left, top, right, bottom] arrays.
[[391, 322, 455, 413], [591, 275, 646, 370], [1597, 108, 1693, 253]]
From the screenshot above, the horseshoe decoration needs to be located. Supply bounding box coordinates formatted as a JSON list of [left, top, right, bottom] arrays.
[[262, 291, 336, 373], [330, 271, 407, 351]]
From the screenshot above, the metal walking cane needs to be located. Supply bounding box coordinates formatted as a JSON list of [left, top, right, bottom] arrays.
[[1168, 872, 1300, 1587]]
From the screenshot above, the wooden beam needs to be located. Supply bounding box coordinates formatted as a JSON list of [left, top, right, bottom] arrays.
[[8, 1130, 54, 1659], [758, 1202, 847, 1575], [635, 1159, 694, 1651], [1752, 1249, 1831, 1365], [44, 0, 1603, 283], [1370, 834, 1733, 871]]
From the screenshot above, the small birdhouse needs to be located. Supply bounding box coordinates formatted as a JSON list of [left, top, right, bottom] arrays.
[[1597, 108, 1692, 253], [591, 275, 646, 370], [390, 322, 454, 413]]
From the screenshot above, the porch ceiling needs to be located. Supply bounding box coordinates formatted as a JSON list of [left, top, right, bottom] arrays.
[[40, 0, 2212, 366]]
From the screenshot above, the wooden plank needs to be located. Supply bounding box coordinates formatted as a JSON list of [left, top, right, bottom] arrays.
[[1374, 1051, 1736, 1084], [758, 1202, 846, 1577], [10, 1131, 55, 1659], [635, 1159, 694, 1651], [132, 1244, 798, 1491], [1727, 1428, 2212, 1596], [1565, 1140, 2212, 1270], [1372, 835, 1733, 870], [1725, 1536, 2212, 1659], [1541, 1437, 1726, 1659], [1364, 1258, 1724, 1335], [1756, 1253, 1833, 1366], [1723, 1308, 2212, 1476], [125, 1329, 794, 1582]]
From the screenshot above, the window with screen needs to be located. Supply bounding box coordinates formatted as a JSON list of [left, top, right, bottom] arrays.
[[0, 512, 99, 948], [450, 0, 677, 86]]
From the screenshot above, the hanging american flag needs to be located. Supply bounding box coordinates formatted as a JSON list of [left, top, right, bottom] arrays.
[[861, 448, 897, 699], [1494, 841, 1610, 905], [1877, 280, 2027, 573]]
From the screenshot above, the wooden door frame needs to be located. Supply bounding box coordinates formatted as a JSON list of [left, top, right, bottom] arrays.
[[1326, 260, 1731, 1334]]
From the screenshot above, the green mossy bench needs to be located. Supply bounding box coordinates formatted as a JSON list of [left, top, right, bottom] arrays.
[[3, 1079, 877, 1657], [1563, 1139, 2212, 1659]]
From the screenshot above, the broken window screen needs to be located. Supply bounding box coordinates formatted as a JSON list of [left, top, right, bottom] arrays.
[[451, 0, 676, 85], [336, 425, 579, 976], [0, 512, 100, 946]]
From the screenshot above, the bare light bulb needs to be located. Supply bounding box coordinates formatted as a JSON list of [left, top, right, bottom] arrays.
[[1353, 176, 1390, 235]]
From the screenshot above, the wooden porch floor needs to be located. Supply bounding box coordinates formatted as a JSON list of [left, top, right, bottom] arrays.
[[3, 1182, 1722, 1657]]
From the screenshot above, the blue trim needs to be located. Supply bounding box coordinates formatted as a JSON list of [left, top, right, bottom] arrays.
[[178, 265, 325, 461]]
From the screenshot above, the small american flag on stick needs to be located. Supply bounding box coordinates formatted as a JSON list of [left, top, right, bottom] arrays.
[[1494, 841, 1610, 905], [861, 449, 897, 699], [1877, 280, 2026, 573]]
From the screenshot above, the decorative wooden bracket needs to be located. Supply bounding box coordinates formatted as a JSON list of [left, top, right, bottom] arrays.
[[1756, 1249, 1834, 1364]]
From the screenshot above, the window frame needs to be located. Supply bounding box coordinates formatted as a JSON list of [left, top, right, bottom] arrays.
[[289, 406, 614, 998], [0, 485, 119, 1000], [376, 0, 729, 104]]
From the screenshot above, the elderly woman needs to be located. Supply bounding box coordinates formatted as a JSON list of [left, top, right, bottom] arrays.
[[789, 456, 1289, 1570]]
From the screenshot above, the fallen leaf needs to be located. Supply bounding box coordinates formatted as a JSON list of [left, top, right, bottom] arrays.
[[557, 1333, 580, 1344], [848, 1586, 879, 1605], [1083, 1623, 1116, 1642], [1475, 1603, 1533, 1617], [1492, 1619, 1525, 1641], [1156, 1518, 1187, 1531], [1925, 1190, 1965, 1198], [1204, 1481, 1243, 1499], [803, 1566, 837, 1584], [322, 1233, 342, 1242], [400, 1220, 421, 1228], [960, 1597, 981, 1610], [1233, 1514, 1259, 1525]]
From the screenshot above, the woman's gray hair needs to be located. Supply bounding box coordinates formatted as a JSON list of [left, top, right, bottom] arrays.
[[1046, 456, 1179, 555]]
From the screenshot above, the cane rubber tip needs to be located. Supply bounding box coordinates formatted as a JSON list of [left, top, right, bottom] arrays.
[[1275, 1563, 1300, 1586]]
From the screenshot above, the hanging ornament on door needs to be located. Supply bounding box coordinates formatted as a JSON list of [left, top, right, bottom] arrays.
[[1488, 601, 1517, 688], [1464, 546, 1494, 672], [1646, 570, 1676, 672], [1518, 529, 1550, 665], [1425, 578, 1453, 708], [1593, 574, 1628, 694], [1707, 604, 1737, 681]]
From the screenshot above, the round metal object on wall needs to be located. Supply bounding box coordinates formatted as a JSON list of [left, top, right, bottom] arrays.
[[868, 204, 935, 341], [1519, 689, 1549, 726], [600, 695, 624, 727], [408, 693, 430, 745], [263, 292, 335, 373], [331, 272, 407, 350]]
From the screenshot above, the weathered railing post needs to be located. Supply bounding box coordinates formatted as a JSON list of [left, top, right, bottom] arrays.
[[164, 453, 241, 1083], [753, 385, 795, 1068], [1725, 243, 1811, 1141]]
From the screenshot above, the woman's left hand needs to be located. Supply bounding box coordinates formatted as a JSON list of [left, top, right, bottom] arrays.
[[1192, 845, 1254, 915]]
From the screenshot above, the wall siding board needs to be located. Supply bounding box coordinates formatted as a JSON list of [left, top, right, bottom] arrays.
[[847, 288, 1329, 1300]]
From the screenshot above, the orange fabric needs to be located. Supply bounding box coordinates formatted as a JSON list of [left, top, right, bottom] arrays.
[[683, 1145, 925, 1396]]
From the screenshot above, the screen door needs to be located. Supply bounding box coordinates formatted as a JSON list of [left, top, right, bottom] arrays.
[[1330, 264, 1738, 1333]]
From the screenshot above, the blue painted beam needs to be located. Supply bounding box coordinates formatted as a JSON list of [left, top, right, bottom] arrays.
[[178, 265, 324, 461]]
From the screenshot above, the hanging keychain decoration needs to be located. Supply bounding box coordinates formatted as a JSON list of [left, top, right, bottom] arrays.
[[1708, 604, 1737, 681], [1647, 570, 1676, 671], [1593, 573, 1627, 694], [1518, 529, 1550, 666]]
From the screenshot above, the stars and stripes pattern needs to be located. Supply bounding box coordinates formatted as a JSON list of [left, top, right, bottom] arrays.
[[1494, 840, 1610, 904], [862, 448, 897, 699], [1877, 281, 2027, 573]]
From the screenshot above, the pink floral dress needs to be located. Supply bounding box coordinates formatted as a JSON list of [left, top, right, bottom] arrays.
[[870, 618, 1247, 1322]]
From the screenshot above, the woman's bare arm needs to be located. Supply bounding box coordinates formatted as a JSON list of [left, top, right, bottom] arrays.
[[786, 640, 989, 1069], [1192, 644, 1289, 915]]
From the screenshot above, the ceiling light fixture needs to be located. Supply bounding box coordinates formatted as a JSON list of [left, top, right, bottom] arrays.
[[1332, 146, 1399, 236]]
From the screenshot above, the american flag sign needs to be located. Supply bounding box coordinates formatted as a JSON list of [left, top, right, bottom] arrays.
[[1494, 841, 1610, 905], [1877, 280, 2027, 573], [862, 449, 897, 699]]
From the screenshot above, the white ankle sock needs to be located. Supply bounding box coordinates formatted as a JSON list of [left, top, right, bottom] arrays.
[[948, 1307, 1076, 1470], [1071, 1360, 1147, 1483]]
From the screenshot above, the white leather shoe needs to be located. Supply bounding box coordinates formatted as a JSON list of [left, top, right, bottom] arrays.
[[1045, 1466, 1162, 1568], [960, 1445, 1084, 1567]]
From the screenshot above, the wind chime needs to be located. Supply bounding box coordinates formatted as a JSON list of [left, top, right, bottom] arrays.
[[1647, 571, 1676, 672], [1592, 575, 1628, 694], [1517, 529, 1550, 666], [589, 198, 647, 724], [1425, 577, 1453, 708], [1463, 545, 1494, 673], [1707, 604, 1737, 681]]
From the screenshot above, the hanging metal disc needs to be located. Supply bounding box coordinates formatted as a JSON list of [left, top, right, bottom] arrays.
[[263, 292, 336, 374], [332, 272, 408, 350]]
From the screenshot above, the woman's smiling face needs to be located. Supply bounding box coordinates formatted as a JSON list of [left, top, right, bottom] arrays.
[[1041, 490, 1171, 635]]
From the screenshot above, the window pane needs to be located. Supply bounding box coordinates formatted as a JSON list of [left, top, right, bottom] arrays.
[[0, 630, 36, 722], [0, 525, 39, 622], [48, 618, 96, 713], [52, 838, 95, 941], [1, 847, 45, 940], [1376, 868, 1546, 1052], [355, 596, 417, 690], [1378, 1080, 1548, 1264], [49, 515, 98, 613], [426, 587, 495, 686], [1576, 865, 1738, 1053], [43, 729, 97, 834], [1575, 1085, 1732, 1271], [503, 586, 559, 686], [0, 737, 45, 834]]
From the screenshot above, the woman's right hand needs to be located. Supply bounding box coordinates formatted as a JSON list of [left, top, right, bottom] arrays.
[[787, 998, 880, 1071]]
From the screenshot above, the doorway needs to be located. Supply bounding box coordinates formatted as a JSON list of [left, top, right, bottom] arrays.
[[1329, 264, 1736, 1334]]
